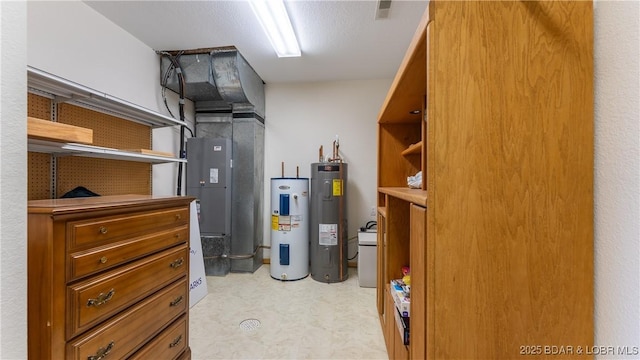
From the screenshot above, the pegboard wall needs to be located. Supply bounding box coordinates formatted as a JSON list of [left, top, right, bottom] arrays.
[[27, 93, 53, 200], [56, 158, 150, 198], [28, 94, 153, 199], [58, 104, 150, 149]]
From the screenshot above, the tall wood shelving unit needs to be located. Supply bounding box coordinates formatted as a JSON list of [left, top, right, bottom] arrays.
[[376, 1, 594, 359]]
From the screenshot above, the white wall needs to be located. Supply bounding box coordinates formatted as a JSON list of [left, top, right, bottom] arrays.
[[26, 0, 194, 197], [593, 0, 640, 355], [263, 79, 390, 260], [0, 2, 27, 359]]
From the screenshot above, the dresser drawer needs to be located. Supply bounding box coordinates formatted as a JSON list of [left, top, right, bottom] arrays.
[[67, 279, 188, 360], [68, 225, 188, 281], [129, 315, 188, 360], [68, 207, 189, 250], [67, 245, 188, 338]]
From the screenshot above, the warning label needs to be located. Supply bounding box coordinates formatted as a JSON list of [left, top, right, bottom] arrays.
[[332, 179, 343, 196], [279, 215, 291, 231], [274, 214, 304, 232], [319, 224, 338, 246]]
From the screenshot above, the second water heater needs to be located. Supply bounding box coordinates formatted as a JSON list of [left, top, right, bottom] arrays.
[[310, 162, 348, 283]]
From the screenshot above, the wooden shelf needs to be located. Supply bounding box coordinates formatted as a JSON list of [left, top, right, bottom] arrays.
[[378, 206, 388, 218], [401, 141, 422, 156], [27, 117, 93, 144], [378, 187, 427, 207]]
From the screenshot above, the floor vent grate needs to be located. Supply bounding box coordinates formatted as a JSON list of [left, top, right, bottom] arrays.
[[239, 318, 261, 332]]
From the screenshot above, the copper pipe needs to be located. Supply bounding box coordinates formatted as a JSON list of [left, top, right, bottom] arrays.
[[281, 162, 284, 178], [332, 140, 337, 161]]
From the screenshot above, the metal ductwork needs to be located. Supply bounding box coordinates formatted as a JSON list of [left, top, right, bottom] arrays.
[[160, 47, 265, 274], [160, 46, 265, 118]]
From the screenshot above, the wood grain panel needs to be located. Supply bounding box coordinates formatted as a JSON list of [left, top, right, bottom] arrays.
[[385, 196, 410, 282], [409, 204, 426, 360], [28, 117, 93, 144], [432, 1, 593, 358], [376, 209, 386, 315], [66, 245, 188, 338], [378, 124, 422, 188], [425, 17, 436, 360]]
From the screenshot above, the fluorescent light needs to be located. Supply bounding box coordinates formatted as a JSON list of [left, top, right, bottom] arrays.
[[249, 0, 301, 57]]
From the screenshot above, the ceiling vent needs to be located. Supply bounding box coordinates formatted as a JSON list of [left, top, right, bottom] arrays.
[[375, 0, 392, 19]]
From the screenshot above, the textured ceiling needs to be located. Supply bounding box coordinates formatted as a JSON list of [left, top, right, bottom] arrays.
[[83, 0, 428, 83]]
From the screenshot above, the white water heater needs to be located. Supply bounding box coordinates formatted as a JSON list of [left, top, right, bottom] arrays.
[[270, 178, 309, 281]]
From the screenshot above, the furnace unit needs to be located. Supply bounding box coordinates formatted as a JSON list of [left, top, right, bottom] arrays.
[[186, 137, 232, 276]]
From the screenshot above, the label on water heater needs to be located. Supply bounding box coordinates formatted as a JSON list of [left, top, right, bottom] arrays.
[[332, 179, 343, 196], [319, 224, 338, 246], [271, 215, 278, 231], [279, 216, 291, 231]]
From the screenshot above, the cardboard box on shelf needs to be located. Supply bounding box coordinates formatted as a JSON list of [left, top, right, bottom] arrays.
[[390, 279, 410, 317]]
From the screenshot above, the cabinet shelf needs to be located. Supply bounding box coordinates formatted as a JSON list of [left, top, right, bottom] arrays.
[[378, 187, 427, 207], [27, 66, 186, 128], [28, 139, 185, 164], [400, 141, 422, 156]]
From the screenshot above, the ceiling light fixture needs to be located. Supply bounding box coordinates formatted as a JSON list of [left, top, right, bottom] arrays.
[[249, 0, 301, 58]]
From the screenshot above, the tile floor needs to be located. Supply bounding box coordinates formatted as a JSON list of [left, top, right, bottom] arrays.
[[189, 265, 388, 360]]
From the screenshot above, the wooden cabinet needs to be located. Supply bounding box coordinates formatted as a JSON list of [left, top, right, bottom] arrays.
[[377, 1, 593, 359], [28, 195, 194, 360]]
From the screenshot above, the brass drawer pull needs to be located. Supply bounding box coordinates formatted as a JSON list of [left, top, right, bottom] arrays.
[[99, 256, 108, 264], [87, 289, 115, 307], [98, 226, 108, 234], [88, 340, 114, 360], [169, 258, 184, 269], [175, 214, 181, 221], [169, 335, 183, 348], [170, 295, 184, 307]]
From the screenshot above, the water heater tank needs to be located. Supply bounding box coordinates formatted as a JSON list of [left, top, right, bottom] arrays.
[[270, 178, 309, 281], [310, 162, 348, 283]]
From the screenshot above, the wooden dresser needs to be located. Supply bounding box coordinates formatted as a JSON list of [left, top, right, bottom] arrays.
[[28, 195, 195, 360]]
